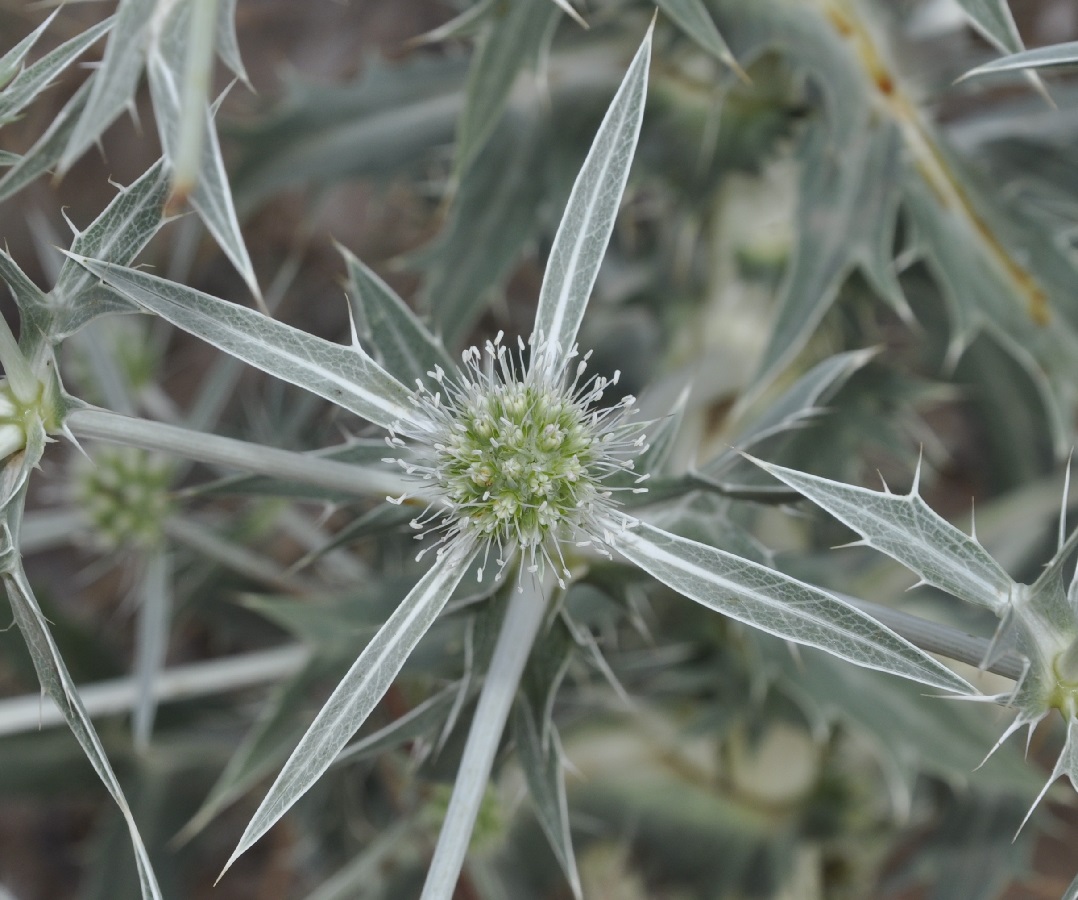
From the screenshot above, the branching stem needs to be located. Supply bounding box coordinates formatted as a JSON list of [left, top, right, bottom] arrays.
[[66, 406, 413, 500], [845, 594, 1023, 681], [421, 570, 554, 900]]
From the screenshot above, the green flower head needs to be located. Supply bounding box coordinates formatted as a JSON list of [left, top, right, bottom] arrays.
[[386, 332, 649, 586]]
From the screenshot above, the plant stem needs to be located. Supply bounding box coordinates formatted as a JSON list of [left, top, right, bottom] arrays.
[[171, 0, 216, 203], [0, 644, 308, 737], [844, 594, 1024, 681], [420, 572, 554, 900], [132, 549, 172, 752], [163, 514, 316, 593], [66, 406, 413, 500]]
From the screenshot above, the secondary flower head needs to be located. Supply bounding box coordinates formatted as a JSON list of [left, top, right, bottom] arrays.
[[386, 332, 649, 586], [0, 380, 29, 460], [75, 446, 173, 550]]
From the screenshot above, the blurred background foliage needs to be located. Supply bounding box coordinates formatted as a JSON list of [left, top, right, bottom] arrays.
[[3, 0, 1078, 897]]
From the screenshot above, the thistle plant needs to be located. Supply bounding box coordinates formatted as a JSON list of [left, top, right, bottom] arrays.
[[6, 1, 1078, 897], [66, 21, 970, 899]]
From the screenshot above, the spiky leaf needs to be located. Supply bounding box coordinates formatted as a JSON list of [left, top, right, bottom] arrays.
[[609, 519, 973, 693], [753, 458, 1015, 614], [64, 258, 417, 431], [222, 547, 478, 876], [532, 22, 651, 375]]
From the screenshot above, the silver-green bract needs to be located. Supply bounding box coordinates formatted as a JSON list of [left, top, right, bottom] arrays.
[[960, 40, 1078, 80], [71, 23, 970, 899], [756, 456, 1078, 832]]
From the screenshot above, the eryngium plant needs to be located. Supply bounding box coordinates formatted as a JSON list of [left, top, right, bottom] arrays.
[[5, 0, 1078, 896], [65, 23, 971, 898]]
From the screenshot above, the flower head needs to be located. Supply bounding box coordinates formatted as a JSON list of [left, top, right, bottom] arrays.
[[0, 380, 29, 460], [387, 332, 649, 586], [0, 372, 60, 465], [75, 446, 173, 549]]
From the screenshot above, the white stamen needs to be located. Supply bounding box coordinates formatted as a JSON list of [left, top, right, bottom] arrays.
[[386, 336, 649, 583]]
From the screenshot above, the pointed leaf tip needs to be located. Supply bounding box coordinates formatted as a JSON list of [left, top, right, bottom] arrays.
[[226, 549, 477, 871], [550, 0, 589, 30], [957, 40, 1078, 82], [750, 457, 1014, 616], [655, 0, 746, 82], [531, 21, 651, 375]]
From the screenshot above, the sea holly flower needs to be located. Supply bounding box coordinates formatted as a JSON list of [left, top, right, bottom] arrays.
[[0, 307, 64, 484], [74, 445, 173, 550], [0, 379, 33, 460], [386, 330, 649, 586], [69, 23, 973, 899]]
